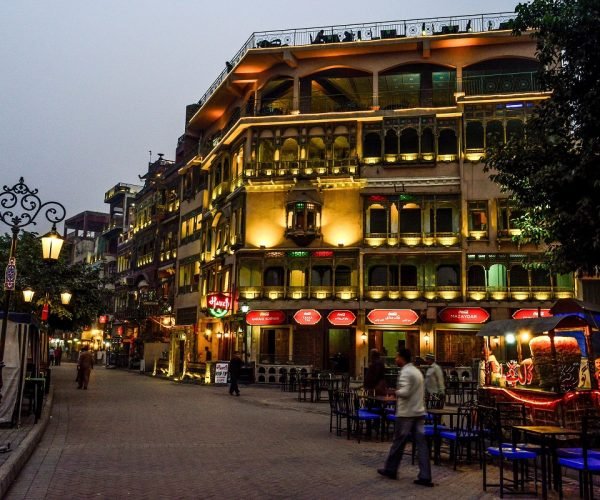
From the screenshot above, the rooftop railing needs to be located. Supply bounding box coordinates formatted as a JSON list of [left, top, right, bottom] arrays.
[[194, 12, 515, 116]]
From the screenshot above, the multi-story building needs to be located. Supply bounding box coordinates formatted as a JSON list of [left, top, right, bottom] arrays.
[[177, 12, 575, 380], [113, 155, 180, 360], [64, 211, 110, 265]]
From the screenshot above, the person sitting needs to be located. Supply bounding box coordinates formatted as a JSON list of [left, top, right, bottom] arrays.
[[364, 349, 387, 395], [311, 29, 325, 44], [342, 31, 354, 42]]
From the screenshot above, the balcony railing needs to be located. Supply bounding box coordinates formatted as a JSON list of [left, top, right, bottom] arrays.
[[239, 285, 359, 301], [247, 158, 359, 178], [300, 93, 372, 114], [365, 232, 461, 247], [466, 286, 574, 301], [462, 71, 541, 96], [194, 11, 515, 116], [379, 88, 455, 109]]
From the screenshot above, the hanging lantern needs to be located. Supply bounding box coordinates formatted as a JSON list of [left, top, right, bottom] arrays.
[[41, 303, 50, 321], [40, 225, 65, 261]]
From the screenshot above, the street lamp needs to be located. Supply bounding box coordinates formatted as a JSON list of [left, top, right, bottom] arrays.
[[0, 178, 66, 405]]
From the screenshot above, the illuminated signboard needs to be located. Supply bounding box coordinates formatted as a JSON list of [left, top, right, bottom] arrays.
[[367, 309, 419, 325], [294, 309, 322, 325], [327, 310, 356, 326], [512, 309, 552, 320], [438, 307, 489, 324], [207, 293, 231, 318], [245, 310, 286, 326]]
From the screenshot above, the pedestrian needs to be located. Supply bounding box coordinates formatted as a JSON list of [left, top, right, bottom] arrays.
[[54, 346, 62, 366], [205, 346, 212, 362], [228, 351, 243, 396], [424, 353, 445, 409], [49, 347, 55, 366], [77, 346, 94, 390], [364, 349, 387, 395], [378, 348, 433, 487]]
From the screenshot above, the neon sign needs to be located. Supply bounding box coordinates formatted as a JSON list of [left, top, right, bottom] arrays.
[[207, 293, 231, 318]]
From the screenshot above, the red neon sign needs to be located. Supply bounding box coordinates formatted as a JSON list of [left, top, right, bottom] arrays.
[[294, 309, 322, 325], [327, 310, 356, 326], [438, 307, 489, 324], [367, 309, 419, 325], [246, 310, 286, 326], [512, 308, 552, 320]]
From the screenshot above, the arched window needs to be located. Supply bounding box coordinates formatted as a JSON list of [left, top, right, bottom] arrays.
[[281, 138, 299, 161], [363, 132, 381, 158], [311, 265, 332, 286], [384, 130, 398, 155], [466, 122, 484, 149], [436, 264, 460, 286], [222, 158, 230, 182], [400, 203, 421, 233], [468, 266, 486, 287], [488, 264, 507, 288], [367, 203, 387, 234], [333, 136, 350, 160], [400, 128, 418, 154], [506, 120, 525, 141], [486, 121, 504, 148], [531, 268, 551, 287], [264, 266, 284, 286], [214, 162, 222, 186], [368, 265, 388, 286], [510, 265, 529, 287], [308, 137, 326, 160], [438, 129, 457, 155], [421, 128, 435, 154], [400, 265, 418, 287], [335, 265, 352, 286], [258, 140, 275, 162]]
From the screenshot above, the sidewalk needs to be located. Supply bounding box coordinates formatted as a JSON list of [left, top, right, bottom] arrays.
[[0, 388, 53, 498]]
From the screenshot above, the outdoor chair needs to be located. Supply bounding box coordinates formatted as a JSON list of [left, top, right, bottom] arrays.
[[558, 414, 600, 499], [479, 405, 538, 498], [327, 389, 343, 435], [439, 405, 480, 469], [341, 390, 381, 443]]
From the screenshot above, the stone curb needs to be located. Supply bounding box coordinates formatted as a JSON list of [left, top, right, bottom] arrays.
[[0, 386, 54, 498]]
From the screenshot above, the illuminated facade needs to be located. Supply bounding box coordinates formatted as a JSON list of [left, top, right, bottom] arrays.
[[177, 12, 575, 379]]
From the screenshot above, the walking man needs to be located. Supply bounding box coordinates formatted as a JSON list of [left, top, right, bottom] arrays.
[[228, 351, 243, 396], [77, 346, 94, 390], [378, 348, 433, 487], [424, 353, 445, 409]]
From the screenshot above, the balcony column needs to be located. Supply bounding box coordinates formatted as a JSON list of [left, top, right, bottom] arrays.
[[292, 75, 300, 113], [456, 66, 463, 93], [372, 71, 379, 110]]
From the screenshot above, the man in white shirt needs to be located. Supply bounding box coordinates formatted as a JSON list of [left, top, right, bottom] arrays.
[[378, 349, 433, 487], [424, 353, 445, 408]]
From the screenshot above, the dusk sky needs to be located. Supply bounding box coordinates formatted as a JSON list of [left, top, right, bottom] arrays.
[[1, 0, 518, 233]]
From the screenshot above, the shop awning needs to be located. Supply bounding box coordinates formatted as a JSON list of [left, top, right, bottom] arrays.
[[551, 298, 600, 315], [477, 314, 588, 337]]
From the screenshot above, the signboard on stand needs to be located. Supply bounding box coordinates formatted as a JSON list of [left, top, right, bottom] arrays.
[[214, 362, 229, 384]]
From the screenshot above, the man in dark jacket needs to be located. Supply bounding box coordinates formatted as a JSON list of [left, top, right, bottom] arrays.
[[77, 346, 94, 390], [228, 351, 243, 396]]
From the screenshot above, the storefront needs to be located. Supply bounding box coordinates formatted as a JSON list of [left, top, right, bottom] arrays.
[[477, 298, 600, 426], [434, 307, 489, 373], [366, 309, 420, 365]]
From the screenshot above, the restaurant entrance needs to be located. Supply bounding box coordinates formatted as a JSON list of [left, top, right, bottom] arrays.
[[327, 328, 352, 373], [435, 329, 482, 367], [368, 328, 420, 365], [259, 327, 290, 364]]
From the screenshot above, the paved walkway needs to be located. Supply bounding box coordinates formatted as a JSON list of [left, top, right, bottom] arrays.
[[1, 365, 581, 499]]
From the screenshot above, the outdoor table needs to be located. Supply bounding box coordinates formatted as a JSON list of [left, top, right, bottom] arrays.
[[511, 425, 581, 499], [428, 407, 460, 465], [303, 376, 344, 402]]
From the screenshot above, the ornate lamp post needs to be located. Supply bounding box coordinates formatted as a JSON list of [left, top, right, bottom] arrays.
[[0, 178, 66, 404], [240, 302, 249, 366]]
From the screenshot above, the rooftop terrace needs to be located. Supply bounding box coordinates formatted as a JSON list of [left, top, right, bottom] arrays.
[[194, 11, 516, 115]]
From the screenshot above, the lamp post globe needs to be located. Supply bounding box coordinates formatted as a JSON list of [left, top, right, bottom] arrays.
[[41, 225, 65, 261], [60, 291, 72, 305], [22, 288, 35, 303]]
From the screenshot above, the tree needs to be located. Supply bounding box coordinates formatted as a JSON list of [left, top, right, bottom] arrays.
[[485, 0, 600, 274], [0, 231, 112, 331]]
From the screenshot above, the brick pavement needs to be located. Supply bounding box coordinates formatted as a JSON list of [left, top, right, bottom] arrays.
[[3, 366, 580, 499]]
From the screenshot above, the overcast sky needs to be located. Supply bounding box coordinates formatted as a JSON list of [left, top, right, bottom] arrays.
[[0, 0, 519, 233]]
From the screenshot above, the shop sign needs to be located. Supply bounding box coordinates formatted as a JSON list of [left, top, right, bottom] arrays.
[[214, 362, 229, 384], [294, 309, 322, 325], [439, 307, 489, 324], [246, 310, 286, 326], [327, 310, 356, 326], [3, 257, 16, 291], [207, 292, 231, 318], [512, 308, 552, 320], [367, 309, 419, 325]]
